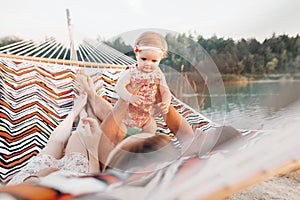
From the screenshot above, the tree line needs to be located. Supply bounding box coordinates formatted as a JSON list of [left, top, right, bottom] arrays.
[[104, 33, 300, 78], [1, 33, 299, 77]]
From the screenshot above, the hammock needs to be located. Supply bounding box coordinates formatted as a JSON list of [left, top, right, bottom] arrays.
[[0, 41, 299, 199], [0, 57, 216, 183]]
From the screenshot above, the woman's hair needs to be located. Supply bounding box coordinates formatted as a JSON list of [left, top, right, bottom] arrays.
[[105, 134, 179, 172], [135, 31, 168, 58]]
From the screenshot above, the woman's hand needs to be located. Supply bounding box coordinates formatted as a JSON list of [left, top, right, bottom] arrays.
[[78, 117, 102, 149], [78, 117, 102, 173], [158, 102, 170, 114], [76, 117, 102, 152]]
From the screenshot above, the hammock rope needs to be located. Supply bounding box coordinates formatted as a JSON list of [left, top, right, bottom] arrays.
[[0, 39, 136, 67]]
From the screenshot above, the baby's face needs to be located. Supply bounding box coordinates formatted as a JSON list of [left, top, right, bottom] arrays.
[[136, 50, 163, 73]]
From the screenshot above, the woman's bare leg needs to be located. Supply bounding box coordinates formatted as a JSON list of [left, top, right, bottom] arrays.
[[77, 70, 124, 167], [41, 93, 87, 159], [63, 108, 89, 157], [64, 132, 87, 156], [77, 70, 113, 121], [64, 117, 103, 173]]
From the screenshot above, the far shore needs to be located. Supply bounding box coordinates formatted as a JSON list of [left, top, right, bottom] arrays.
[[222, 73, 300, 85], [224, 78, 300, 85], [165, 71, 300, 86]]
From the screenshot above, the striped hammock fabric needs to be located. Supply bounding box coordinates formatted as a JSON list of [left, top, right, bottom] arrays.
[[0, 59, 78, 183], [0, 58, 215, 184], [2, 57, 298, 200]]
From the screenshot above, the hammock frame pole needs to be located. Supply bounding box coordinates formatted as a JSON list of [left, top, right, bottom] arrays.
[[66, 9, 78, 62]]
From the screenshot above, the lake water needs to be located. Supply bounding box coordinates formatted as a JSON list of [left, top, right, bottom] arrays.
[[186, 81, 300, 131]]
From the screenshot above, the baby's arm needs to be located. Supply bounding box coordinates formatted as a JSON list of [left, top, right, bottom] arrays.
[[115, 71, 144, 106], [116, 71, 132, 101], [158, 74, 172, 114]]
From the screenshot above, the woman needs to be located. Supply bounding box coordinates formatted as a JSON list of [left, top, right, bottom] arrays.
[[77, 70, 241, 172], [77, 70, 197, 171], [8, 69, 240, 185], [7, 69, 194, 185]]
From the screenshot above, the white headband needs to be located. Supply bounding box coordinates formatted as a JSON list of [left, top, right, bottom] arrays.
[[135, 45, 163, 54]]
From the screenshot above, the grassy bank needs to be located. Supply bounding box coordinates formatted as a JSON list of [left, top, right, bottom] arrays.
[[222, 73, 300, 84], [165, 71, 300, 87], [221, 74, 248, 84], [244, 73, 300, 81]]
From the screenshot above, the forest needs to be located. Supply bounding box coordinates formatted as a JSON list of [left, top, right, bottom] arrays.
[[1, 33, 300, 81], [104, 33, 300, 81]]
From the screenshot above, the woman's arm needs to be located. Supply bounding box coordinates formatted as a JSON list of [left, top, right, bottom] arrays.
[[80, 118, 103, 173], [162, 105, 194, 139], [87, 148, 100, 173]]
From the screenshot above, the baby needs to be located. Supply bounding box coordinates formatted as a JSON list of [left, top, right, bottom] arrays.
[[115, 31, 171, 136]]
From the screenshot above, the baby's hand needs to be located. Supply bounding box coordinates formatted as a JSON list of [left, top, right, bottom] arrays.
[[130, 94, 145, 107]]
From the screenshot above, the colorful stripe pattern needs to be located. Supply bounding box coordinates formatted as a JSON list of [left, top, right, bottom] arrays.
[[0, 59, 214, 184], [0, 59, 78, 183]]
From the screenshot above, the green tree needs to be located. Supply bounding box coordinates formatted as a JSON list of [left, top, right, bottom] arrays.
[[266, 58, 278, 74], [0, 36, 22, 47], [103, 32, 300, 77], [103, 37, 134, 58]]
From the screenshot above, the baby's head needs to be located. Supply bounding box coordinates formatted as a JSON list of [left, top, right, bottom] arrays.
[[135, 31, 168, 58]]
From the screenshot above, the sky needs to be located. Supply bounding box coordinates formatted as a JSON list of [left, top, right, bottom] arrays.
[[1, 0, 299, 44]]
